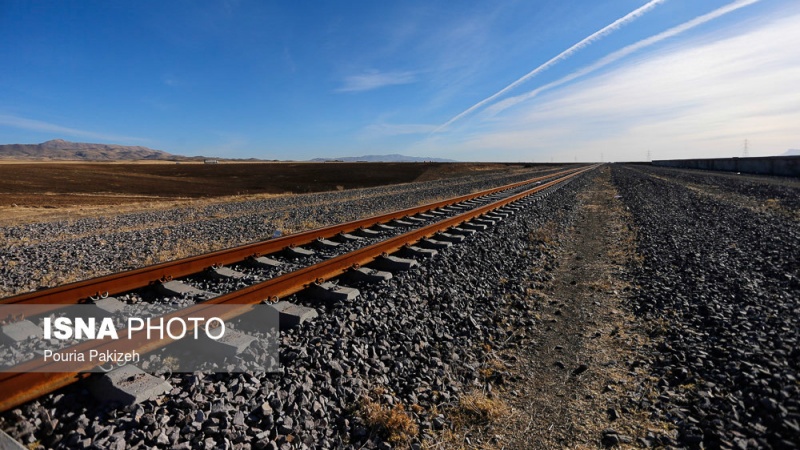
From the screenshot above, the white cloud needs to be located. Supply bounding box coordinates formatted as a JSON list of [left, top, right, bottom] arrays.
[[414, 3, 800, 162], [0, 114, 146, 143], [336, 70, 417, 93], [436, 0, 668, 131], [486, 0, 762, 117]]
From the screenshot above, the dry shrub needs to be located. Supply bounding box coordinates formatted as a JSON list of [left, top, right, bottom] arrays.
[[478, 356, 506, 380], [359, 395, 418, 445], [453, 391, 508, 425], [423, 391, 510, 449]]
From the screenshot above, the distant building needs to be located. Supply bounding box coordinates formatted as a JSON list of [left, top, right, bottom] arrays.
[[204, 159, 218, 164]]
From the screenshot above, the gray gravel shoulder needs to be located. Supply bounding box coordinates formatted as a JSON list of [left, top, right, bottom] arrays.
[[612, 164, 799, 449]]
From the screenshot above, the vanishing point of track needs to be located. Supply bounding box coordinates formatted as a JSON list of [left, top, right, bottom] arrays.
[[0, 165, 597, 412]]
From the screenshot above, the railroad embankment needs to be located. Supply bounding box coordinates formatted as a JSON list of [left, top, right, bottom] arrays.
[[1, 164, 797, 449]]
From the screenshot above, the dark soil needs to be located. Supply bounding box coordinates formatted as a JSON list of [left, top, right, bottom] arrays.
[[418, 166, 671, 449], [0, 162, 545, 207], [500, 166, 669, 448]]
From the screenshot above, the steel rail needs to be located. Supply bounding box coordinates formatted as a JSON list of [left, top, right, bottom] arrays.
[[0, 166, 597, 412], [0, 167, 582, 310]]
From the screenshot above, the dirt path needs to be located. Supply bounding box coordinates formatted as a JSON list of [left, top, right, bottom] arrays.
[[502, 166, 668, 448]]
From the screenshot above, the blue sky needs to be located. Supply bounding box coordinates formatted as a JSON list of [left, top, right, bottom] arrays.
[[1, 0, 798, 161]]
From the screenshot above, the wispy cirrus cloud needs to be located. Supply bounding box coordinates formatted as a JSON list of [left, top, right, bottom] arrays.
[[486, 0, 762, 117], [410, 3, 799, 162], [0, 114, 145, 143], [336, 70, 418, 93], [435, 0, 668, 131]]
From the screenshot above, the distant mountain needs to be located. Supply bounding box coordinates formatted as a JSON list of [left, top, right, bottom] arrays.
[[781, 149, 800, 156], [0, 139, 178, 160], [310, 154, 457, 163]]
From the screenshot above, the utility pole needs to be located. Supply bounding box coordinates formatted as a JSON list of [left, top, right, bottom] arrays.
[[743, 139, 749, 158], [647, 149, 651, 161]]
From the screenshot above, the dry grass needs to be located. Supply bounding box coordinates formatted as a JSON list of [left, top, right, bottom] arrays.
[[356, 347, 513, 449], [476, 347, 508, 381], [452, 391, 509, 425], [529, 220, 558, 247], [0, 196, 188, 228], [268, 214, 324, 235], [423, 343, 513, 449], [423, 390, 510, 450], [558, 171, 674, 446], [456, 167, 675, 449], [359, 388, 419, 446]]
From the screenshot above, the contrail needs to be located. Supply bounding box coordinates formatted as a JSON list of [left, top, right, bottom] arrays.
[[486, 0, 762, 115], [435, 0, 668, 132]]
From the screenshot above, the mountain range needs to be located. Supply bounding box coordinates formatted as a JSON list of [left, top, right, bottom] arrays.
[[0, 141, 458, 163], [0, 139, 177, 160]]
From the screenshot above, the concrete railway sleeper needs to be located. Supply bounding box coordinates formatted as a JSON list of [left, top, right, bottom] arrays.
[[0, 166, 597, 414], [0, 167, 585, 315]]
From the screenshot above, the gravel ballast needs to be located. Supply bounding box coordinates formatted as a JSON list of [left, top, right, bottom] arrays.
[[0, 171, 590, 449], [0, 168, 559, 298], [5, 163, 796, 449], [631, 164, 800, 211], [611, 164, 799, 449]]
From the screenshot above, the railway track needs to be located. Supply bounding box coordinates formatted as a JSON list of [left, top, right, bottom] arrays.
[[0, 165, 596, 414]]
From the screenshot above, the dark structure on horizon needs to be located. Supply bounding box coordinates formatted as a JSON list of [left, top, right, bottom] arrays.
[[652, 155, 799, 177]]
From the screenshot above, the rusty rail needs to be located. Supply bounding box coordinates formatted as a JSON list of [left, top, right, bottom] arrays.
[[0, 167, 581, 310], [0, 165, 596, 412]]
